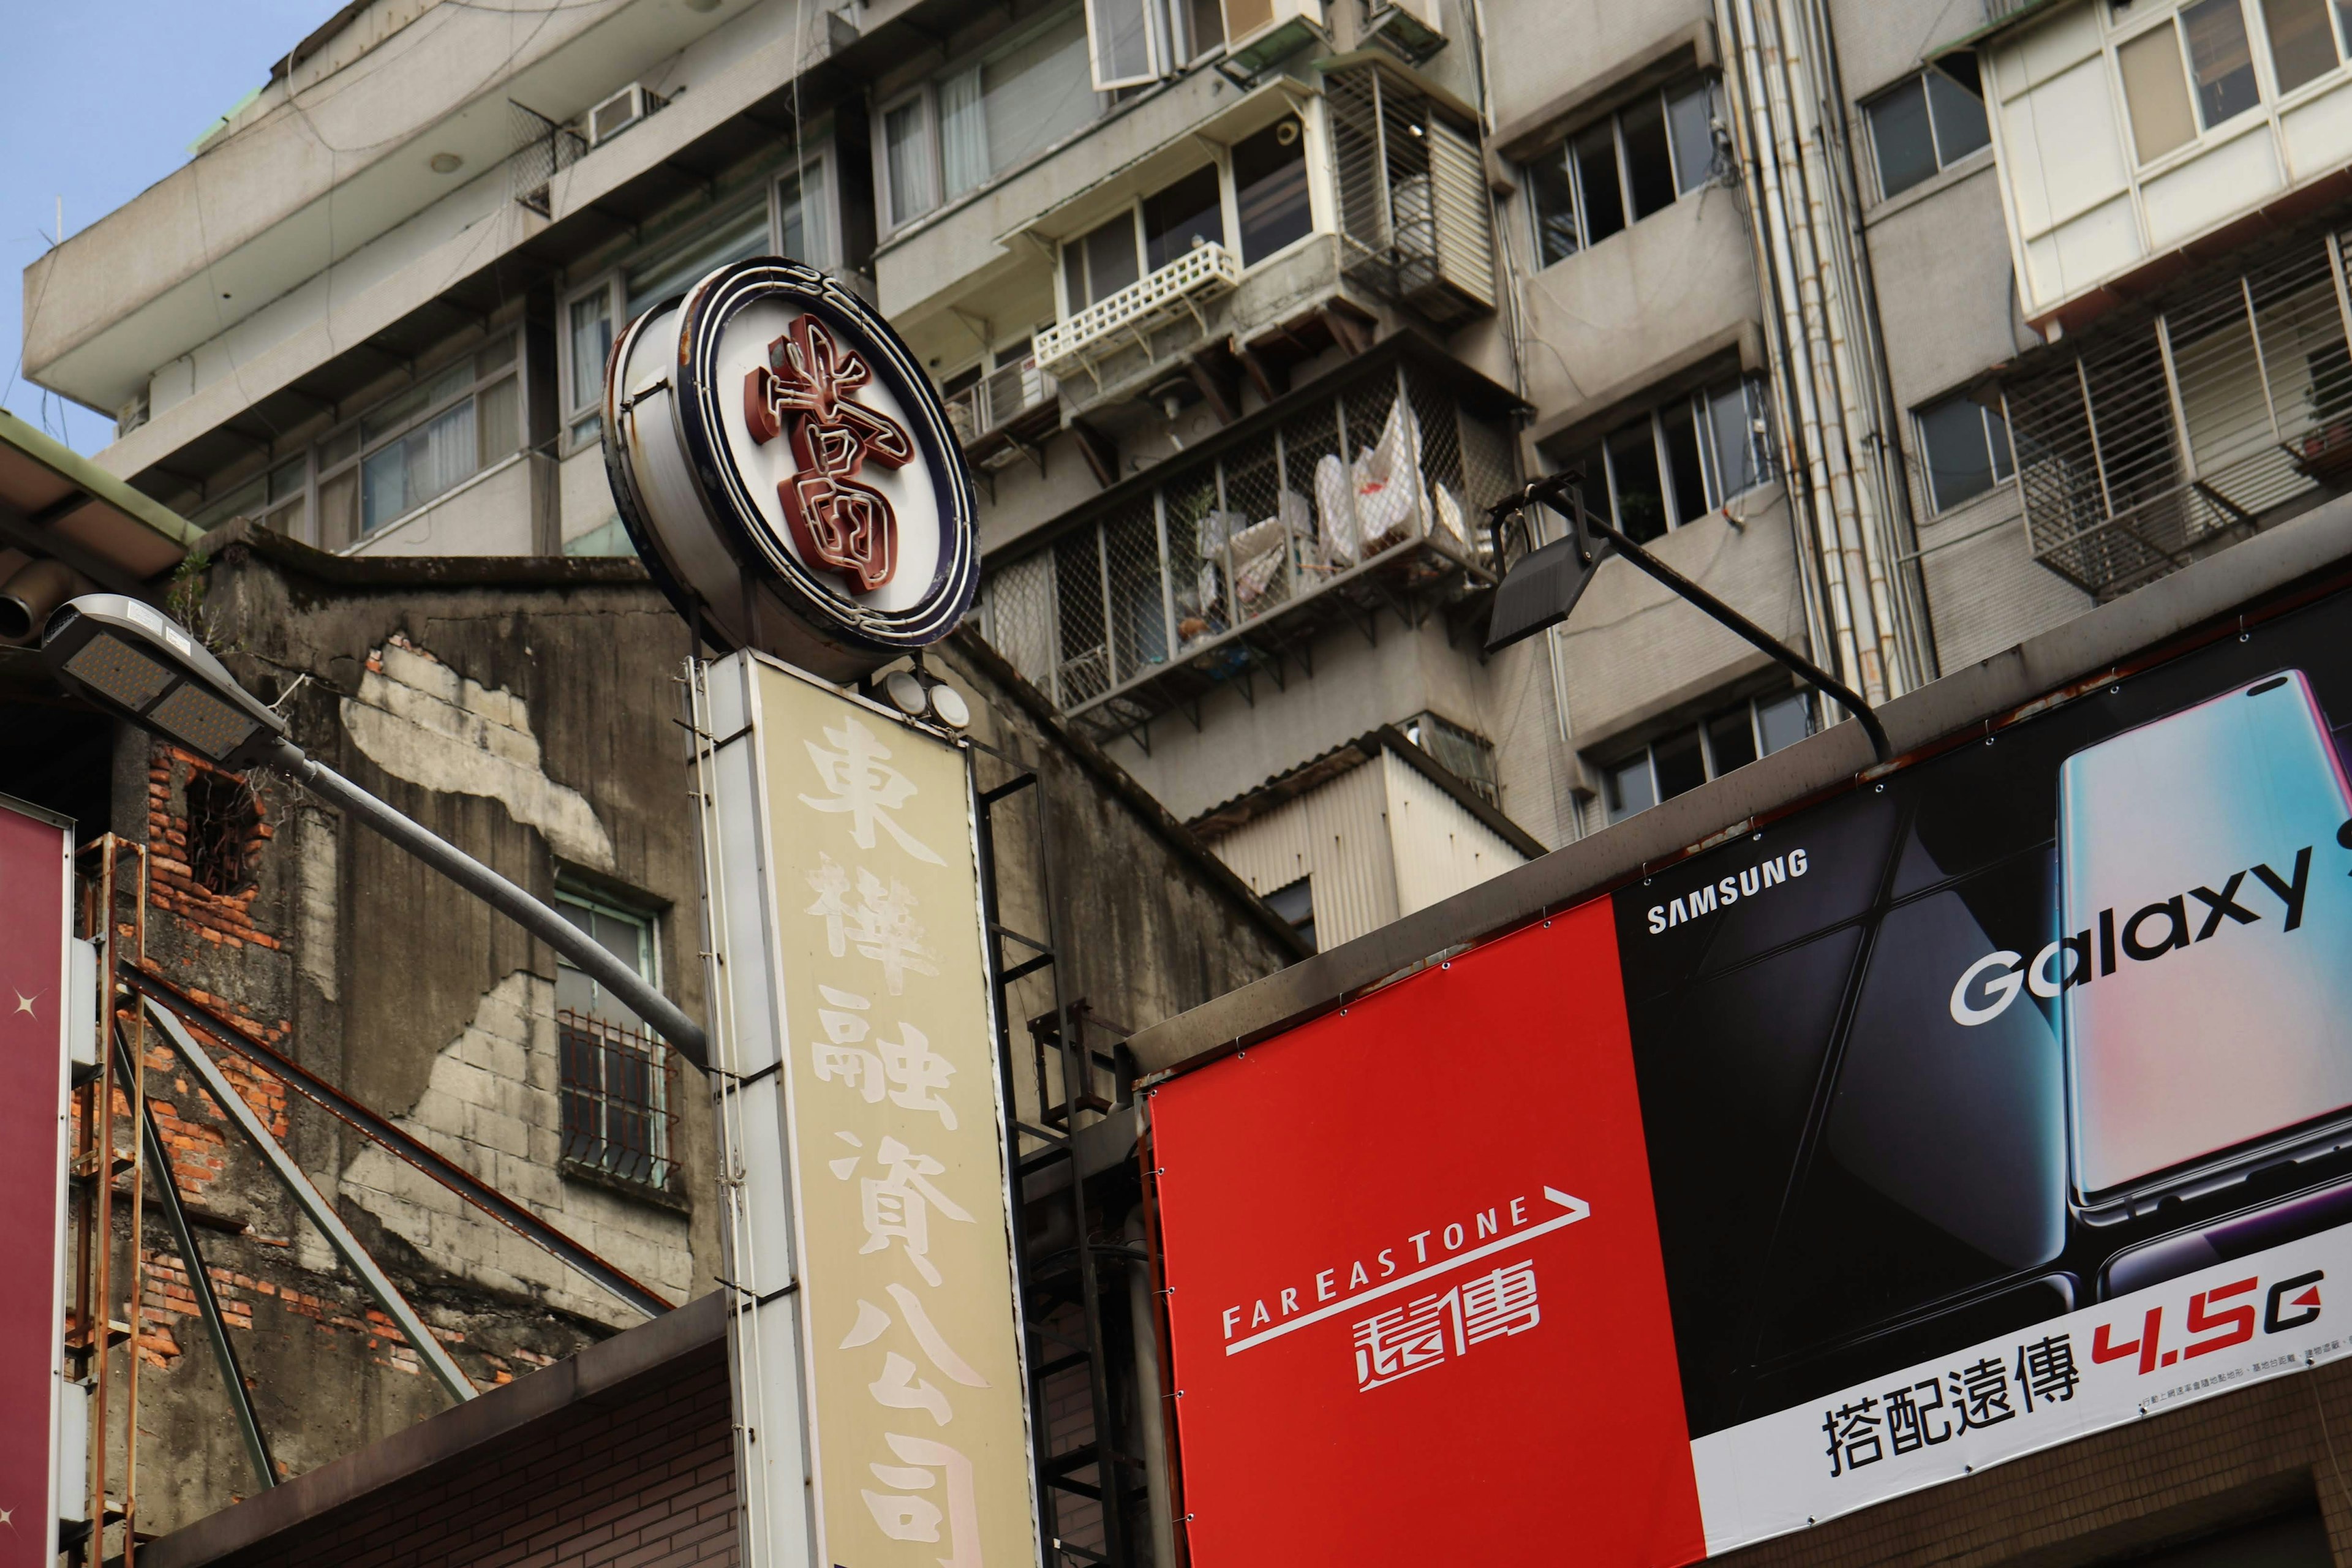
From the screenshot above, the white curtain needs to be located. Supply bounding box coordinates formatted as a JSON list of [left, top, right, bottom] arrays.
[[410, 400, 478, 511], [939, 68, 988, 200]]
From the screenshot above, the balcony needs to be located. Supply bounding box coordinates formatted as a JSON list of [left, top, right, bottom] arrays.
[[2001, 213, 2352, 598], [977, 343, 1522, 745], [1037, 243, 1244, 389], [946, 356, 1061, 472]]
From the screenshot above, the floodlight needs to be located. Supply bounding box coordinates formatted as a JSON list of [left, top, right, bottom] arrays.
[[41, 594, 709, 1066], [44, 594, 288, 768]]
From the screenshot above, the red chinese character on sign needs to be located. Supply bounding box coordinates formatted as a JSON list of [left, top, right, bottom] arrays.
[[743, 314, 915, 592]]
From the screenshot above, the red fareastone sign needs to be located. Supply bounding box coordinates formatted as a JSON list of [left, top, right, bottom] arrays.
[[0, 800, 72, 1567], [1150, 899, 1703, 1567]]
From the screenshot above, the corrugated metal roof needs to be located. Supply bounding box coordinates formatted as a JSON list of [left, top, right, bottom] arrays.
[[0, 409, 201, 595]]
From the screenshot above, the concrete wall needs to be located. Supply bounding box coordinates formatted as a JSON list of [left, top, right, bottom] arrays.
[[1551, 489, 1812, 752], [107, 530, 1296, 1537]]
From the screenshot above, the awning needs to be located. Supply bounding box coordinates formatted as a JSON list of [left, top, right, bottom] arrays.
[[0, 409, 202, 597]]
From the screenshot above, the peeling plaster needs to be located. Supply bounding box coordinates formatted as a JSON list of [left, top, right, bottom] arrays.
[[341, 639, 615, 869]]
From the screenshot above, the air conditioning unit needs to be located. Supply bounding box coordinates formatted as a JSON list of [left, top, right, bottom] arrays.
[[586, 83, 667, 147], [1222, 0, 1326, 74], [1390, 114, 1495, 324]]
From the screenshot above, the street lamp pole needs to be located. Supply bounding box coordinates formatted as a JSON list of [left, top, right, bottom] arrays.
[[41, 594, 708, 1069], [1485, 472, 1893, 764]]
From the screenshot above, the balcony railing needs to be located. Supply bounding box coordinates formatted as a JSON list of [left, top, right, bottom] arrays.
[[1036, 242, 1243, 388], [945, 356, 1060, 469], [2002, 217, 2352, 600], [979, 353, 1520, 744]]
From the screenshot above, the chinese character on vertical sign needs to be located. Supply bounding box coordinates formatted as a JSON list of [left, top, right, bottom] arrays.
[[744, 314, 915, 593], [801, 714, 947, 864]]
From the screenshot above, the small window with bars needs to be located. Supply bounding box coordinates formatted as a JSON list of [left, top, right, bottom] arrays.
[[554, 888, 678, 1196]]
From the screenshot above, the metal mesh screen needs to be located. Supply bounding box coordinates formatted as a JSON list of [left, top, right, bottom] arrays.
[[1327, 64, 1440, 304], [976, 365, 1510, 724], [1101, 499, 1167, 686], [1053, 527, 1109, 707], [2005, 224, 2352, 598]]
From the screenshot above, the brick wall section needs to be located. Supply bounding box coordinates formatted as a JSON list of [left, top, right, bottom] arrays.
[[206, 1342, 735, 1568], [1722, 1352, 2352, 1568]]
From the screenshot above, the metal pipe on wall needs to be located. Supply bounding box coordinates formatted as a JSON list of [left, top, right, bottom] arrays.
[[1719, 0, 1869, 697]]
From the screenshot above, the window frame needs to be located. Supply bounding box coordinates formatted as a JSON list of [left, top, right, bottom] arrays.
[[774, 149, 837, 271], [1085, 0, 1167, 91], [1912, 389, 2017, 513], [2104, 0, 2350, 176], [1568, 373, 1775, 543], [1863, 61, 1993, 202], [875, 6, 1115, 238], [315, 328, 527, 548], [1521, 75, 1722, 269], [1599, 689, 1817, 824], [551, 884, 676, 1197], [560, 274, 624, 456], [878, 83, 943, 230]]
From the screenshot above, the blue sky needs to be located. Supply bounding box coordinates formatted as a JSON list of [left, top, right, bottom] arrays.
[[3, 1, 335, 454]]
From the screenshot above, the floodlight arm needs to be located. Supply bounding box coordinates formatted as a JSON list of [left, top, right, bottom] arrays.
[[263, 740, 710, 1069], [1494, 475, 1893, 764]]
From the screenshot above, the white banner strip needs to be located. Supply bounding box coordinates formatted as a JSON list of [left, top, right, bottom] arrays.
[[1694, 1221, 2351, 1553]]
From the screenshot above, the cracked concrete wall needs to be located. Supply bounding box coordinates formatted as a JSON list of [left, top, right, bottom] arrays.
[[339, 972, 693, 1329]]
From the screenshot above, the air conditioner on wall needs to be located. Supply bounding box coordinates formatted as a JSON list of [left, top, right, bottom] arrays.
[[1222, 0, 1327, 74], [586, 83, 667, 147]]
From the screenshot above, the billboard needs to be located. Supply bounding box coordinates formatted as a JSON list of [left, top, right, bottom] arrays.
[[0, 798, 73, 1568], [696, 654, 1036, 1568], [1152, 582, 2352, 1562]]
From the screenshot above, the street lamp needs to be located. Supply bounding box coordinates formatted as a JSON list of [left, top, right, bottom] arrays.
[[1484, 472, 1893, 763], [42, 594, 709, 1068]]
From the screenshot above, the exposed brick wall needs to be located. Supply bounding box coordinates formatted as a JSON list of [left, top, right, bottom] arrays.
[[213, 1344, 736, 1568]]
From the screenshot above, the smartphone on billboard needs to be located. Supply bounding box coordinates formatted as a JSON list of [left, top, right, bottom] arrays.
[[2061, 669, 2352, 1224]]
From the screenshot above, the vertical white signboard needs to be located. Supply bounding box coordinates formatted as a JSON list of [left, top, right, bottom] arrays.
[[695, 653, 1035, 1568]]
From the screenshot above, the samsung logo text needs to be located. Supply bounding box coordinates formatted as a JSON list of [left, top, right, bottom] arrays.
[[1645, 847, 1810, 934]]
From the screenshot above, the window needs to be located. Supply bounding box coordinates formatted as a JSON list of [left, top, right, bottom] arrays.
[[190, 454, 309, 537], [1523, 77, 1720, 268], [564, 285, 614, 451], [1233, 116, 1312, 263], [2262, 0, 2342, 91], [560, 194, 778, 454], [2182, 0, 2261, 124], [1865, 59, 1991, 199], [882, 7, 1102, 230], [2120, 19, 2199, 160], [313, 334, 522, 548], [884, 96, 938, 226], [1400, 711, 1501, 807], [554, 889, 677, 1194], [1561, 375, 1774, 544], [1145, 164, 1224, 268], [1914, 390, 2015, 511], [1262, 875, 1316, 951], [1600, 691, 1814, 824], [183, 770, 260, 897], [1086, 0, 1161, 88], [2118, 1, 2271, 164], [1060, 155, 1245, 313], [776, 161, 831, 266]]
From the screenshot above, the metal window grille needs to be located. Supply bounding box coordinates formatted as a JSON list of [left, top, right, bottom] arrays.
[[2002, 220, 2352, 599], [1326, 61, 1496, 324], [979, 361, 1517, 736], [509, 100, 587, 217], [558, 1009, 679, 1193]]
